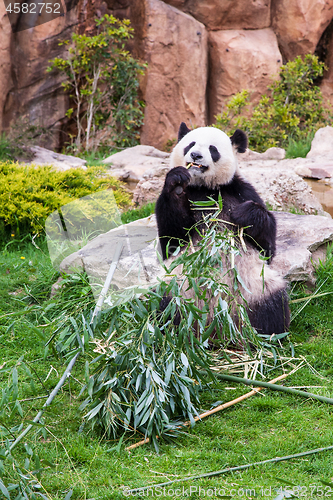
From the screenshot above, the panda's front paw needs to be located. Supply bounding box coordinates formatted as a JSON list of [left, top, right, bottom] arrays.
[[164, 166, 191, 194]]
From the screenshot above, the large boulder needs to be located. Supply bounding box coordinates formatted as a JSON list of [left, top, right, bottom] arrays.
[[137, 0, 208, 149], [0, 3, 12, 130], [26, 146, 86, 170], [238, 157, 327, 216], [271, 0, 333, 61], [58, 212, 333, 292], [208, 29, 282, 123], [2, 8, 80, 149], [103, 145, 170, 182], [163, 0, 271, 31], [131, 144, 328, 215]]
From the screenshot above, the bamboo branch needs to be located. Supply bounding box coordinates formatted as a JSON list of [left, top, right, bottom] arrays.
[[5, 352, 79, 456], [125, 372, 289, 452]]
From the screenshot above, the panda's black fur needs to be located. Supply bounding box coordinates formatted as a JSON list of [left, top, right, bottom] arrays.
[[155, 123, 290, 336]]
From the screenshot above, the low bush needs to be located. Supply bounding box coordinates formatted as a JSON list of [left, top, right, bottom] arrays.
[[0, 162, 132, 240]]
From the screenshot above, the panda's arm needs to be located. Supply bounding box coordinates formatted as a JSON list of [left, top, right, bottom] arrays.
[[155, 166, 196, 260], [229, 179, 277, 260]]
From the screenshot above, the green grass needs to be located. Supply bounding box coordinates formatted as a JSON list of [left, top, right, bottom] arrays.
[[120, 202, 155, 224], [285, 134, 314, 159], [1, 233, 333, 499]]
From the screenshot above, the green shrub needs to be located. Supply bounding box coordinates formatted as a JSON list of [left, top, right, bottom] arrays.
[[0, 162, 132, 239], [215, 55, 332, 152]]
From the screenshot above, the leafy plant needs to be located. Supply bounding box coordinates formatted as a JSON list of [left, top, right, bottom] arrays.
[[77, 205, 279, 449], [0, 162, 131, 239], [215, 55, 332, 152], [47, 14, 146, 153]]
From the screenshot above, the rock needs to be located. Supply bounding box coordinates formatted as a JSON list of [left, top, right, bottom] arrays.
[[0, 3, 12, 130], [26, 146, 86, 170], [307, 126, 333, 159], [2, 9, 80, 149], [238, 159, 327, 216], [241, 147, 286, 161], [163, 0, 271, 31], [133, 175, 167, 205], [57, 212, 333, 296], [58, 214, 165, 304], [208, 29, 282, 123], [294, 165, 333, 179], [137, 0, 208, 149], [273, 212, 333, 283], [271, 0, 333, 61], [103, 145, 170, 182], [131, 143, 326, 215]]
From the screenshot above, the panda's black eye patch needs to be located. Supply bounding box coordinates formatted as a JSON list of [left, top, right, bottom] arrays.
[[184, 141, 196, 156], [209, 145, 221, 162]]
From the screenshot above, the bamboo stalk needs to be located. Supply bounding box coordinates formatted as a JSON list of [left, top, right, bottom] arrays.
[[125, 372, 289, 452], [215, 373, 333, 404], [126, 444, 333, 495], [91, 241, 123, 323]]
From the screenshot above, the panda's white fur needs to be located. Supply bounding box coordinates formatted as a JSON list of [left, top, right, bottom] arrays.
[[156, 124, 290, 335]]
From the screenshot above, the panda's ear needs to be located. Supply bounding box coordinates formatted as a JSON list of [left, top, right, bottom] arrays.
[[177, 122, 191, 142], [230, 129, 248, 153]]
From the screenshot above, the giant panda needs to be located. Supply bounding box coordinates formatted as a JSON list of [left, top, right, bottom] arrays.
[[155, 122, 290, 336]]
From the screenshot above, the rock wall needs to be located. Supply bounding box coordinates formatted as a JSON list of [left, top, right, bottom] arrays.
[[2, 0, 333, 149]]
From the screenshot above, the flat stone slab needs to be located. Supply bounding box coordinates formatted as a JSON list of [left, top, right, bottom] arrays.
[[295, 163, 333, 179], [58, 212, 333, 302], [27, 146, 87, 171], [274, 212, 333, 282], [103, 145, 170, 182]]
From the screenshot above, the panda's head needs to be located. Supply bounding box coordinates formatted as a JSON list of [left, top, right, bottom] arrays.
[[170, 123, 248, 188]]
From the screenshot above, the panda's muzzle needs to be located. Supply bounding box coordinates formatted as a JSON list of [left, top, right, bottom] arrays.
[[186, 162, 209, 173]]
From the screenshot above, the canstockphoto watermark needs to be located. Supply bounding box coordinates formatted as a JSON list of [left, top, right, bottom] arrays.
[[123, 486, 257, 498], [123, 484, 333, 498], [2, 0, 79, 33]]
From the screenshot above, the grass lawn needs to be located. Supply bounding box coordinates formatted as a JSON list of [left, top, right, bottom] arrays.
[[1, 234, 333, 500]]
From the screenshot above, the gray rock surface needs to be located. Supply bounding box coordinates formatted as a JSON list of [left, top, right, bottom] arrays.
[[130, 145, 328, 215], [27, 146, 87, 171], [58, 212, 333, 296], [103, 145, 170, 182]]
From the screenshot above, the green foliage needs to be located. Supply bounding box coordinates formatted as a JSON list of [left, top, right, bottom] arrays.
[[215, 55, 332, 152], [0, 134, 15, 162], [120, 202, 155, 224], [47, 14, 146, 153], [2, 234, 333, 496], [289, 243, 333, 340], [0, 161, 131, 239], [77, 207, 283, 448], [285, 134, 314, 159]]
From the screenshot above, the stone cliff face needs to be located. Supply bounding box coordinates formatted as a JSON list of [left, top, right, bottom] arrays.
[[1, 0, 333, 150]]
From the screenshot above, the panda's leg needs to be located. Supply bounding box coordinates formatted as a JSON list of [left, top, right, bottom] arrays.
[[246, 289, 290, 335]]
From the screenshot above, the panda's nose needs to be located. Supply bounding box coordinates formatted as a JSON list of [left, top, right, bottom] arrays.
[[191, 151, 203, 162]]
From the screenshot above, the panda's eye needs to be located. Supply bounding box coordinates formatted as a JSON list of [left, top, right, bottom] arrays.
[[209, 145, 221, 162], [184, 141, 196, 156]]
